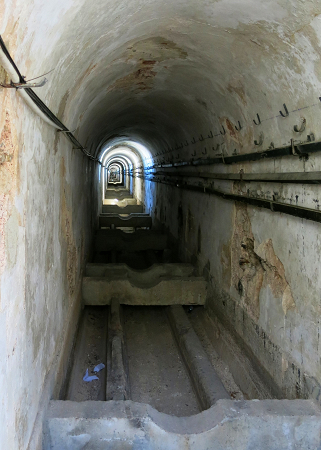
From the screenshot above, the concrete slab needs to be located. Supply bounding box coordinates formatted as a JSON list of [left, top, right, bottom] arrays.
[[102, 204, 144, 214], [64, 307, 108, 401], [82, 277, 207, 306], [45, 399, 321, 450], [94, 231, 168, 252], [99, 214, 152, 229], [85, 263, 195, 279], [106, 300, 129, 401], [103, 198, 137, 206], [123, 306, 201, 416], [167, 306, 230, 409], [105, 189, 133, 200]]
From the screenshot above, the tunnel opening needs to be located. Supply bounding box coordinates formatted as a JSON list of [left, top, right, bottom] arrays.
[[1, 3, 321, 449]]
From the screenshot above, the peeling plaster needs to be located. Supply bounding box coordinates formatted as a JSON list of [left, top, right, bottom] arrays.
[[231, 203, 295, 321]]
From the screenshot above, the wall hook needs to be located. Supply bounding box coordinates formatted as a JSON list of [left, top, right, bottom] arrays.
[[212, 143, 220, 152], [279, 103, 289, 117], [294, 118, 306, 133], [254, 132, 264, 146], [191, 150, 196, 157], [184, 140, 189, 147], [175, 143, 179, 150], [199, 134, 204, 141], [1, 78, 48, 89], [221, 149, 226, 164], [253, 114, 261, 126], [235, 121, 242, 131], [208, 130, 214, 138], [191, 137, 196, 144], [202, 147, 207, 155], [220, 125, 226, 135]]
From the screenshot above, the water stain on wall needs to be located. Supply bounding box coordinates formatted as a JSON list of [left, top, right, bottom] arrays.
[[230, 203, 295, 321], [108, 37, 188, 93]]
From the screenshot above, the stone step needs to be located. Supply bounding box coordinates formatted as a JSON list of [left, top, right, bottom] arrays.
[[102, 204, 143, 214], [99, 214, 152, 228], [94, 231, 168, 252], [103, 197, 137, 206], [105, 189, 133, 200], [82, 276, 207, 306], [86, 262, 195, 278], [45, 399, 321, 450], [99, 214, 152, 229]]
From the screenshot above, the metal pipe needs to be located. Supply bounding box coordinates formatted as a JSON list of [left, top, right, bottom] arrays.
[[153, 139, 321, 169], [155, 170, 321, 184], [132, 173, 321, 224]]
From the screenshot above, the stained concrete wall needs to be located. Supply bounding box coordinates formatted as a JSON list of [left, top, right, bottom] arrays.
[[2, 0, 321, 448], [150, 170, 321, 400], [0, 73, 95, 449]]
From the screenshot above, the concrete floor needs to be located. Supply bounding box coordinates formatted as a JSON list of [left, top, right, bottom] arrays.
[[45, 194, 321, 449], [124, 305, 201, 416], [62, 205, 248, 414], [65, 306, 108, 402]]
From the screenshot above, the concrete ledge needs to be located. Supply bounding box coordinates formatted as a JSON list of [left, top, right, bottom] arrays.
[[94, 231, 168, 252], [86, 263, 195, 278], [82, 277, 207, 306], [45, 399, 321, 450], [102, 204, 143, 214], [167, 306, 230, 409], [103, 198, 136, 206], [99, 214, 152, 228], [105, 189, 132, 197]]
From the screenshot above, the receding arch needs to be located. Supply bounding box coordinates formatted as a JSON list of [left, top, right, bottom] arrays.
[[99, 139, 154, 208]]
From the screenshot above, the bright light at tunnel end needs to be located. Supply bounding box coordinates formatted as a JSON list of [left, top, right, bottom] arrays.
[[99, 139, 153, 168]]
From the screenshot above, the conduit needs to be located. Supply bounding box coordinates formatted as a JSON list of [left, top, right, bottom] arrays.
[[0, 35, 97, 161], [132, 174, 321, 224], [154, 171, 321, 184], [153, 138, 321, 169]]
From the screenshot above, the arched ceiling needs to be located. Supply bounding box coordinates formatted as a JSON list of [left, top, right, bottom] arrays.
[[2, 0, 321, 159]]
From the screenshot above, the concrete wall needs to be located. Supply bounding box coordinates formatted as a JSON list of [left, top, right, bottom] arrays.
[[150, 168, 321, 400], [0, 72, 95, 449], [2, 0, 321, 448]]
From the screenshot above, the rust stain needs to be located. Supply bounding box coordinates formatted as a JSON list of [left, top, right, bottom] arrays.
[[225, 118, 238, 140], [107, 37, 187, 93], [220, 117, 240, 145], [227, 79, 247, 106], [0, 99, 18, 282], [107, 60, 157, 92]]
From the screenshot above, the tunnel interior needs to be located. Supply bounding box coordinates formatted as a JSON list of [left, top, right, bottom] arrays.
[[2, 1, 321, 449]]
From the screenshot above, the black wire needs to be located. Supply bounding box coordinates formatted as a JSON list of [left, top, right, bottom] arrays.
[[0, 35, 98, 162]]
